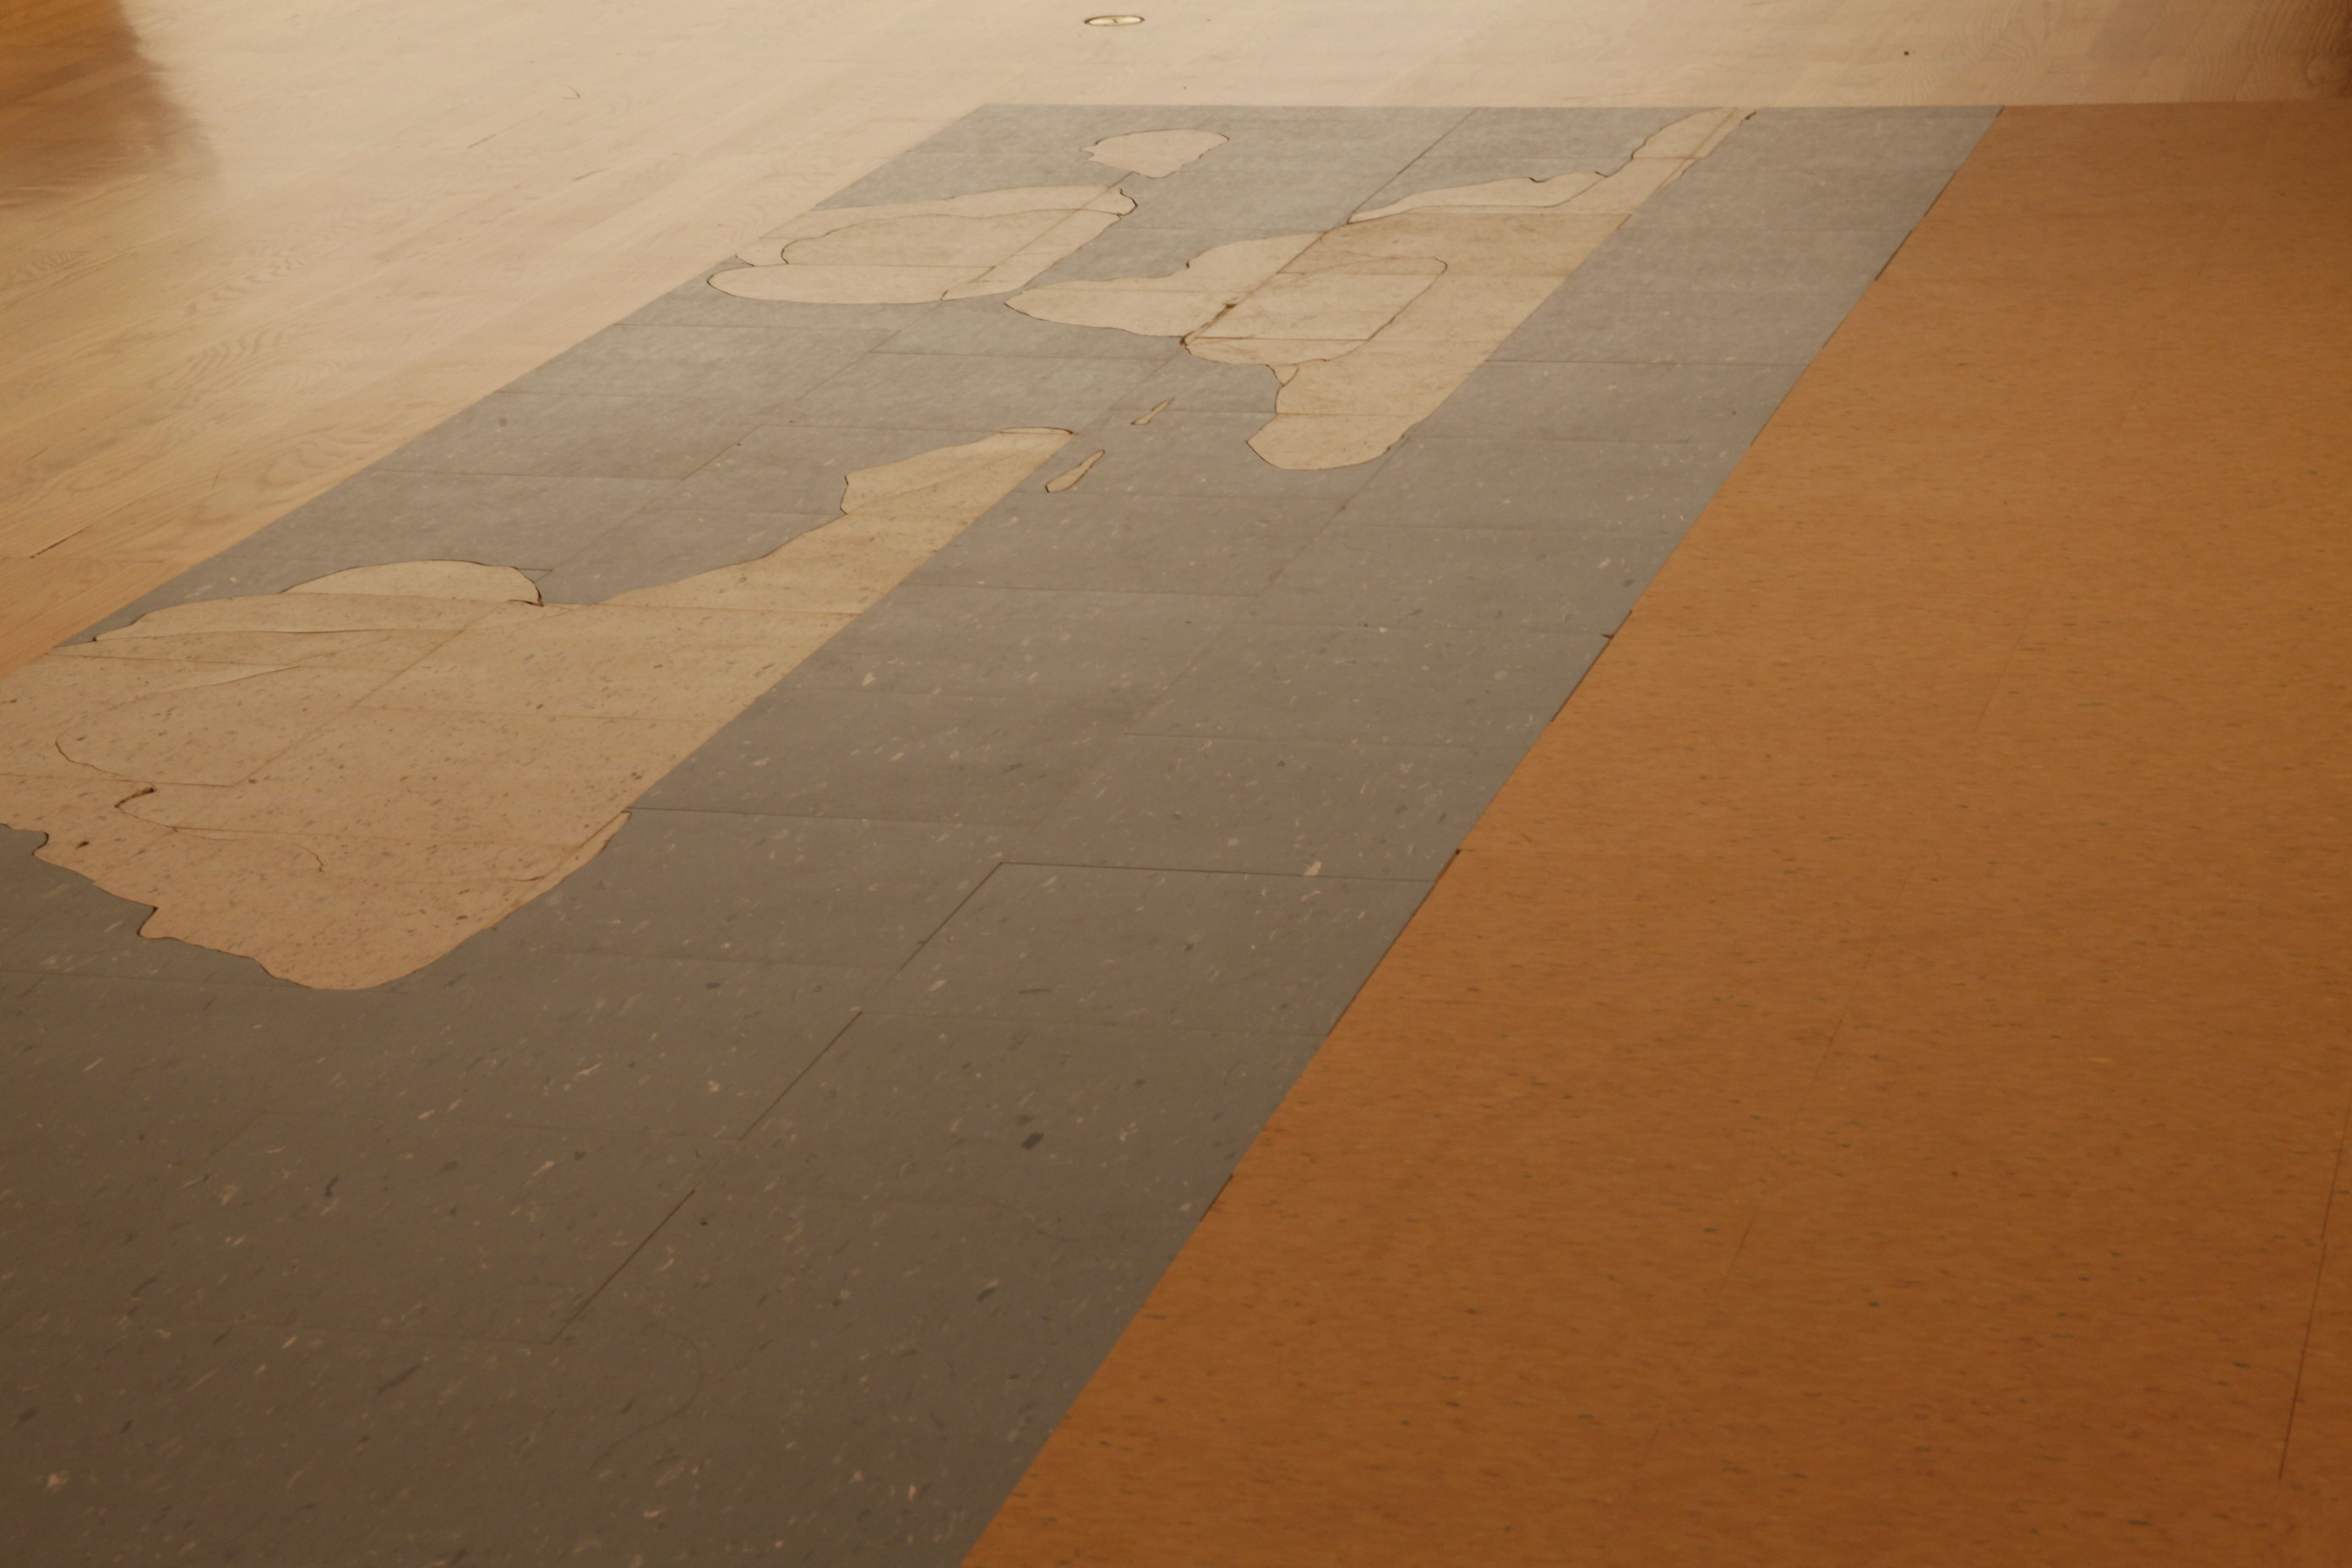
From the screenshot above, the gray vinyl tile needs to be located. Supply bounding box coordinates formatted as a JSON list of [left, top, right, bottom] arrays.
[[1135, 620, 1608, 749], [1495, 285, 1864, 366], [1017, 734, 1519, 879], [1701, 106, 1999, 172], [642, 688, 1124, 827], [35, 1111, 716, 1340], [774, 352, 1157, 432], [226, 470, 677, 573], [0, 1312, 705, 1567], [1332, 435, 1745, 531], [534, 508, 832, 602], [1567, 226, 1912, 295], [1198, 110, 1462, 168], [0, 1152, 181, 1329], [1251, 520, 1682, 634], [1028, 222, 1317, 287], [0, 972, 415, 1162], [625, 266, 934, 331], [560, 1188, 1187, 1566], [376, 391, 771, 480], [668, 422, 998, 514], [0, 843, 289, 988], [1063, 410, 1386, 499], [470, 810, 1015, 969], [69, 551, 390, 640], [1422, 106, 1697, 163], [911, 492, 1337, 596], [789, 585, 1242, 707], [355, 954, 885, 1137], [879, 863, 1427, 1035], [872, 297, 1184, 359], [1102, 352, 1280, 414], [749, 1014, 1319, 1218], [505, 322, 889, 400], [1112, 161, 1396, 232], [1628, 162, 1963, 231], [1418, 360, 1805, 444]]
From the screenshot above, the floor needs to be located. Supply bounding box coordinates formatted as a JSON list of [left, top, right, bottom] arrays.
[[3, 1, 2349, 1565]]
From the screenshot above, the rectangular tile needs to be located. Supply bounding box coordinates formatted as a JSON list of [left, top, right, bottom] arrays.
[[624, 268, 932, 331], [0, 845, 291, 988], [667, 422, 1002, 514], [1017, 735, 1519, 879], [45, 1112, 713, 1339], [1418, 360, 1805, 444], [1568, 227, 1912, 295], [871, 297, 1184, 359], [1494, 285, 1865, 366], [376, 391, 772, 480], [644, 687, 1123, 826], [469, 810, 1015, 968], [1057, 410, 1383, 501], [505, 322, 888, 400], [1423, 106, 1699, 163], [879, 863, 1428, 1034], [1134, 620, 1607, 749], [751, 1013, 1320, 1217], [1627, 164, 1963, 231], [360, 954, 884, 1136], [1251, 521, 1684, 634], [790, 585, 1241, 706], [1701, 106, 2000, 173], [1332, 435, 1745, 530], [775, 353, 1157, 431], [911, 492, 1337, 596]]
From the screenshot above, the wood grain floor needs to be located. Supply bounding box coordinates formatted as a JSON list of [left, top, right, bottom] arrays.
[[3, 0, 2347, 672]]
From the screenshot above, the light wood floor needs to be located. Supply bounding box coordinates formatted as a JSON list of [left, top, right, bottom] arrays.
[[3, 0, 2346, 671]]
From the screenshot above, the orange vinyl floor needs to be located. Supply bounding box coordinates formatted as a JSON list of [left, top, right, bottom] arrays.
[[966, 102, 2352, 1567]]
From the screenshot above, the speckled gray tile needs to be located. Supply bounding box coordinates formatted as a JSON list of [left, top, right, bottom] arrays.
[[0, 1313, 703, 1567], [873, 297, 1184, 359], [645, 688, 1122, 826], [912, 492, 1336, 596], [1135, 621, 1607, 749], [881, 863, 1426, 1034], [1701, 106, 1998, 172], [377, 391, 770, 480], [561, 1189, 1187, 1567], [626, 266, 933, 330], [358, 955, 884, 1136], [1568, 226, 1911, 295], [506, 322, 888, 400], [241, 470, 676, 569], [750, 1013, 1319, 1216], [1102, 353, 1280, 414], [0, 974, 423, 1161], [1064, 410, 1385, 499], [792, 585, 1240, 706], [1332, 436, 1744, 531], [776, 352, 1157, 431], [472, 811, 1014, 969], [1253, 521, 1682, 634], [534, 508, 831, 601], [46, 1112, 714, 1340], [1031, 222, 1315, 287], [70, 551, 391, 640], [1423, 106, 1696, 163], [1112, 161, 1395, 231], [1020, 735, 1516, 879], [1418, 360, 1804, 444], [670, 422, 996, 514], [1628, 162, 1962, 231], [1495, 285, 1865, 366], [0, 842, 290, 988]]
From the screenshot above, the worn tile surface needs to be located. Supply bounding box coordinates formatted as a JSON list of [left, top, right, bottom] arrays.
[[0, 104, 1989, 1565]]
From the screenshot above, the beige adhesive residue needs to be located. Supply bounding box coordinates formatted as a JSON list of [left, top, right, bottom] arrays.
[[714, 128, 1223, 305], [1086, 129, 1228, 178], [0, 429, 1070, 989], [1010, 108, 1756, 469]]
